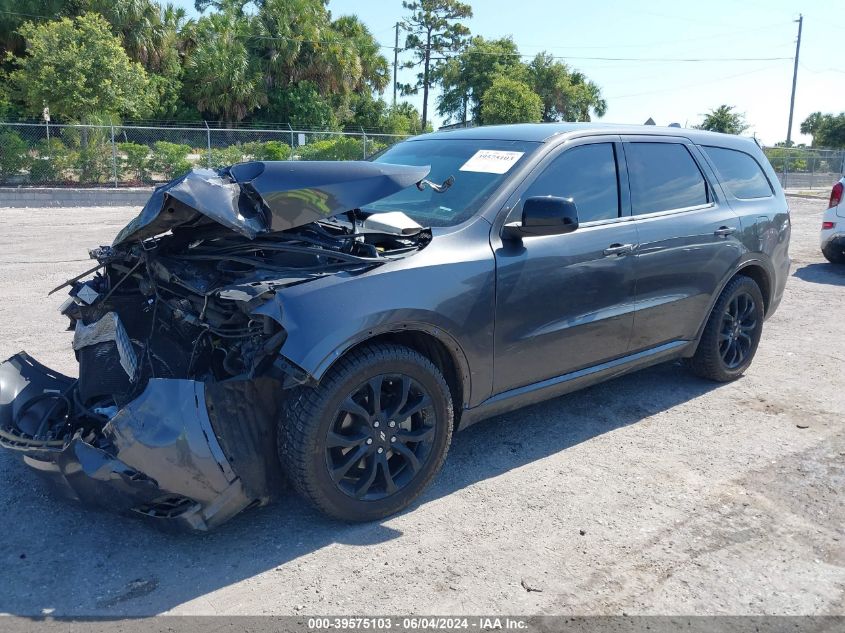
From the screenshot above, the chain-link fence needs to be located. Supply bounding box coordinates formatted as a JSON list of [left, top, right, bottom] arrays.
[[762, 146, 845, 191], [2, 121, 843, 191], [0, 121, 410, 187]]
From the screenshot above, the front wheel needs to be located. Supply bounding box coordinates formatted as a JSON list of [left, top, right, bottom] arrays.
[[686, 275, 765, 382], [278, 343, 453, 521]]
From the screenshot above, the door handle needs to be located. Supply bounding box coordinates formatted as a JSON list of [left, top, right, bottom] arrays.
[[603, 243, 635, 256], [714, 226, 736, 237]]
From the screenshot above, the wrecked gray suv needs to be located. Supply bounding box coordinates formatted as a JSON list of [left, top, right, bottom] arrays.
[[0, 124, 790, 530]]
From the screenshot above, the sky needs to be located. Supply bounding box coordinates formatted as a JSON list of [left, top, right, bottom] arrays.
[[173, 0, 844, 145]]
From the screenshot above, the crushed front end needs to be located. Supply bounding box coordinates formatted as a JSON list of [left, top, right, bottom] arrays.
[[0, 161, 431, 530]]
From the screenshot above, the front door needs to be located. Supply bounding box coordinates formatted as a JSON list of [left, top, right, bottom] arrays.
[[492, 139, 638, 394]]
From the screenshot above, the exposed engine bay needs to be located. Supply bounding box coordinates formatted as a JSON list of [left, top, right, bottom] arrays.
[[0, 160, 432, 530]]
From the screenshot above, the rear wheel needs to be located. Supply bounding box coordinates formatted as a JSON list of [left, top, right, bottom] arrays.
[[686, 275, 765, 382], [278, 343, 453, 521], [822, 242, 845, 264]]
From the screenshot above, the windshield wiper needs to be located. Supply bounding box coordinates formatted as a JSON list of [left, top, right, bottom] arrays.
[[416, 175, 455, 193]]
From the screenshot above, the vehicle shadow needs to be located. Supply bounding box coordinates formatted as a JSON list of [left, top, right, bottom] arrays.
[[0, 361, 718, 617], [792, 262, 845, 286]]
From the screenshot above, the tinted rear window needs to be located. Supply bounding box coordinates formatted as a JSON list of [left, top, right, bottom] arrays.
[[702, 146, 773, 199], [626, 142, 708, 215]]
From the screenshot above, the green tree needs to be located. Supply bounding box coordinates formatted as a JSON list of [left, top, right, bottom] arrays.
[[437, 40, 606, 125], [696, 105, 749, 135], [0, 0, 84, 61], [182, 10, 266, 122], [87, 0, 164, 69], [479, 76, 542, 125], [343, 94, 424, 135], [331, 15, 390, 93], [800, 112, 823, 140], [401, 0, 473, 129], [800, 112, 845, 148], [385, 102, 425, 135], [264, 80, 338, 128], [8, 13, 153, 121], [527, 53, 606, 122], [87, 1, 192, 118], [252, 1, 387, 95], [437, 36, 524, 124], [0, 129, 31, 179]]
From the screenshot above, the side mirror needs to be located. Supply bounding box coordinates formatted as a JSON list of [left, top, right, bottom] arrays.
[[502, 196, 579, 239]]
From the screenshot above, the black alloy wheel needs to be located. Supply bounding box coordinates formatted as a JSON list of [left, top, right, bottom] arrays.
[[326, 374, 436, 501], [687, 274, 765, 382], [278, 343, 453, 521], [718, 291, 758, 369]]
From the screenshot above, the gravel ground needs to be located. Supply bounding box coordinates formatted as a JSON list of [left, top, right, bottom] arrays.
[[0, 197, 842, 617]]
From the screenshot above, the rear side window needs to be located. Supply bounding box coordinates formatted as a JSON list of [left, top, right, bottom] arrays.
[[626, 142, 708, 215], [702, 146, 773, 199], [523, 143, 620, 222]]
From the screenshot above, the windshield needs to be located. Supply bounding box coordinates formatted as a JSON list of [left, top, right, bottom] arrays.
[[366, 138, 540, 227]]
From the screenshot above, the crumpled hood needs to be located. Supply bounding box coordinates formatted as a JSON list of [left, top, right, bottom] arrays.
[[113, 160, 431, 246]]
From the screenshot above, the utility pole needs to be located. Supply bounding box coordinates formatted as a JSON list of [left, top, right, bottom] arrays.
[[786, 14, 803, 145], [393, 22, 400, 107]]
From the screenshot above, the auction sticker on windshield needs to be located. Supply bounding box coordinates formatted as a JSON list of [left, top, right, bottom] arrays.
[[459, 150, 524, 174]]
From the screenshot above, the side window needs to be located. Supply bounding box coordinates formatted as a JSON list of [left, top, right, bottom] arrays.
[[626, 142, 709, 215], [523, 143, 620, 223], [702, 146, 773, 199]]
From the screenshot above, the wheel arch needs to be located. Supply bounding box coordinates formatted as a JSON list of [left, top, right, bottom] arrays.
[[734, 262, 772, 315], [686, 257, 774, 356], [319, 326, 471, 427]]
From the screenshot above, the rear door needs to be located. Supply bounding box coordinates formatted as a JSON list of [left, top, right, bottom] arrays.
[[622, 137, 743, 351], [492, 137, 639, 394]]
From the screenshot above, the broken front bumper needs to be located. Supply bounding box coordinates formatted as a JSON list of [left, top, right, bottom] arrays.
[[0, 353, 283, 531]]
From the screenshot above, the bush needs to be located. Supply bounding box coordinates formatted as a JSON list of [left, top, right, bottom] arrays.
[[209, 144, 246, 168], [60, 125, 113, 183], [0, 130, 32, 180], [149, 141, 192, 180], [764, 147, 808, 172], [242, 140, 291, 161], [29, 158, 56, 183], [298, 136, 383, 161], [31, 139, 75, 183], [117, 142, 150, 183], [76, 145, 113, 183]]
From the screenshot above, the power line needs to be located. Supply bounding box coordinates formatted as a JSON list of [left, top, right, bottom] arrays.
[[245, 33, 792, 62], [606, 63, 787, 99], [514, 21, 794, 51]]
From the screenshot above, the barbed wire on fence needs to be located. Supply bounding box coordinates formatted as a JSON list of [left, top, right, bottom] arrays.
[[0, 121, 410, 187], [0, 120, 842, 189]]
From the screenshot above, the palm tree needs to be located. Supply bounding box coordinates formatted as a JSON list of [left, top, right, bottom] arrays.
[[331, 16, 389, 93], [89, 0, 162, 69], [568, 71, 607, 122], [182, 11, 267, 122], [252, 0, 388, 95]]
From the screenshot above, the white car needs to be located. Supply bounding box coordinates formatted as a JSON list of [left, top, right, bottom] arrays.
[[821, 177, 845, 264]]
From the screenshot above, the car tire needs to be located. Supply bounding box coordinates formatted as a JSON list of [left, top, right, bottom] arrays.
[[822, 243, 845, 264], [278, 343, 453, 521], [686, 275, 765, 382]]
